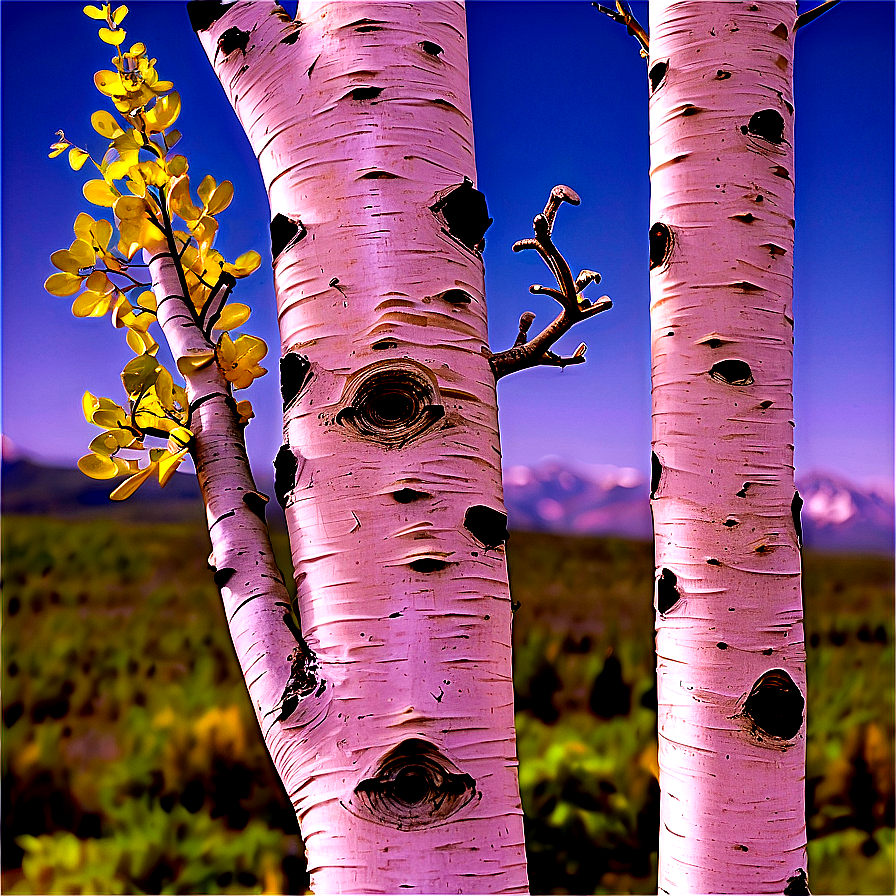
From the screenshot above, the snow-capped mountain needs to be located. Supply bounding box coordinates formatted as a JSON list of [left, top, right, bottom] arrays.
[[503, 458, 652, 540], [798, 471, 895, 554], [503, 457, 894, 554]]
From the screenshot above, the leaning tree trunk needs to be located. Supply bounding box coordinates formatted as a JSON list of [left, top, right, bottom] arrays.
[[190, 2, 528, 892], [648, 2, 808, 893]]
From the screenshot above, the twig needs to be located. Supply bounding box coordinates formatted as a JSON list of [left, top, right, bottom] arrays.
[[594, 1, 649, 57], [795, 1, 839, 32], [199, 271, 238, 337], [489, 185, 611, 380]]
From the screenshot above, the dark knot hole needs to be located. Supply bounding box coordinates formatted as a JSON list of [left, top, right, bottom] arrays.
[[392, 767, 430, 805]]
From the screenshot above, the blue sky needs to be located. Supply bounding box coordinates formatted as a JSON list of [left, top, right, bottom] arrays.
[[2, 1, 893, 489]]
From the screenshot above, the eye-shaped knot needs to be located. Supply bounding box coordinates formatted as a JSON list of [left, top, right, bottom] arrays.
[[343, 738, 479, 830], [335, 361, 444, 447]]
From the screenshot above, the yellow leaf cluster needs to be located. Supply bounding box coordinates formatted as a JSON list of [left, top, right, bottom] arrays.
[[79, 358, 192, 500], [51, 10, 272, 504], [216, 333, 268, 390]]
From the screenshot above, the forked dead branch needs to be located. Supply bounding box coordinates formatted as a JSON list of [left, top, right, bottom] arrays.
[[490, 185, 612, 380]]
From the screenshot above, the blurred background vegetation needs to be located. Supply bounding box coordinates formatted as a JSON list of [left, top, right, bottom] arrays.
[[2, 515, 893, 894]]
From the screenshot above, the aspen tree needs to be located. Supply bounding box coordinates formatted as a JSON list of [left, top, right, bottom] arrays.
[[50, 1, 610, 891], [45, 8, 305, 860], [187, 2, 609, 890], [597, 1, 837, 891]]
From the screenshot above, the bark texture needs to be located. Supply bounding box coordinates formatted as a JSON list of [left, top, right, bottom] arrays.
[[192, 2, 528, 892], [146, 246, 304, 734], [648, 2, 808, 893]]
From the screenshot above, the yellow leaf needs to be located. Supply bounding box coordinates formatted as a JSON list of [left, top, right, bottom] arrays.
[[223, 249, 261, 278], [88, 432, 118, 456], [83, 179, 119, 207], [74, 212, 97, 242], [213, 303, 251, 332], [122, 354, 160, 396], [110, 462, 158, 500], [103, 158, 132, 182], [125, 309, 154, 332], [118, 216, 165, 258], [93, 219, 114, 251], [125, 168, 147, 198], [166, 155, 188, 177], [176, 349, 216, 376], [99, 27, 126, 45], [68, 148, 90, 171], [158, 448, 189, 486], [197, 175, 216, 207], [93, 408, 129, 429], [206, 181, 234, 215], [82, 5, 107, 20], [94, 69, 124, 97], [134, 160, 168, 187], [78, 453, 121, 480], [126, 327, 158, 355], [145, 92, 181, 133], [91, 110, 124, 139], [110, 296, 131, 328], [235, 334, 267, 364], [215, 331, 236, 366], [168, 176, 201, 222], [45, 272, 83, 297], [51, 240, 94, 273], [88, 428, 134, 456], [82, 391, 100, 423], [85, 270, 113, 294], [218, 333, 268, 390], [72, 291, 114, 317], [137, 290, 157, 311], [235, 399, 255, 424], [134, 408, 176, 434], [156, 366, 174, 409], [49, 141, 69, 158], [114, 195, 147, 221], [192, 215, 218, 252], [112, 4, 128, 24]]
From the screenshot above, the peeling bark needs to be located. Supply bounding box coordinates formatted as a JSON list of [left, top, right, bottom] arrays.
[[648, 3, 807, 892], [192, 2, 527, 892]]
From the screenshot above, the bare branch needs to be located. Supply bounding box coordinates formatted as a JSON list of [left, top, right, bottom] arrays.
[[795, 1, 840, 32], [594, 1, 649, 57], [489, 184, 612, 380]]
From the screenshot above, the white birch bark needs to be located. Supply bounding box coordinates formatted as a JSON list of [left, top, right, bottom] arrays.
[[145, 246, 304, 731], [648, 2, 808, 893], [190, 2, 528, 892]]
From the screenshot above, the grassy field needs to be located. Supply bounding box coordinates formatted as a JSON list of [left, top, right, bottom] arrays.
[[2, 516, 893, 894]]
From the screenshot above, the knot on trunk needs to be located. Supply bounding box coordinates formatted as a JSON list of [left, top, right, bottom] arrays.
[[430, 178, 492, 253], [335, 361, 444, 447], [742, 668, 804, 741], [345, 738, 479, 830]]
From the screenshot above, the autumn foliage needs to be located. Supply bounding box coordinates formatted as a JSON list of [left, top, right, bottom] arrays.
[[45, 3, 266, 500]]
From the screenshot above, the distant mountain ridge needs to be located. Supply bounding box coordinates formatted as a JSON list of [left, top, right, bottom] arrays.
[[503, 458, 893, 555], [2, 439, 892, 554]]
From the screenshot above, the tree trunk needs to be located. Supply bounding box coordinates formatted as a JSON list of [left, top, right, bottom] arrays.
[[648, 2, 808, 893], [145, 246, 301, 732], [190, 2, 528, 892]]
